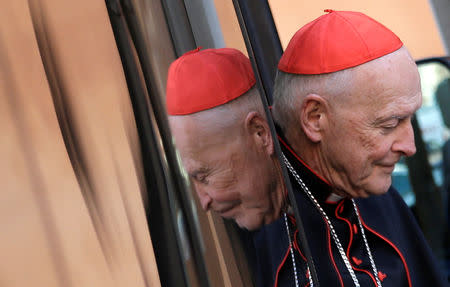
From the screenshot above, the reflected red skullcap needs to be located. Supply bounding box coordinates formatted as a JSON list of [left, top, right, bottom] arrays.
[[278, 10, 403, 74], [166, 47, 256, 115]]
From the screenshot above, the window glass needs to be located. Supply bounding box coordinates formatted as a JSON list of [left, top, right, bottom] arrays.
[[392, 62, 450, 206]]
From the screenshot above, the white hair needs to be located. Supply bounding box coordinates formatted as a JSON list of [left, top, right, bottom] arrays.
[[188, 86, 266, 135], [272, 69, 352, 134], [271, 47, 410, 135]]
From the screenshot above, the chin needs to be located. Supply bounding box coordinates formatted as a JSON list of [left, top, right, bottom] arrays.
[[358, 172, 391, 196], [367, 188, 390, 196], [365, 180, 392, 196]]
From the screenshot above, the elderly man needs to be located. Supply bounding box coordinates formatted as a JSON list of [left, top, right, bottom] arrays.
[[165, 17, 447, 286], [166, 48, 312, 287], [166, 47, 286, 231], [269, 10, 448, 287]]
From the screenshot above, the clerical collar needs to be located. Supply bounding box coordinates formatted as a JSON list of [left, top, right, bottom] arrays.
[[325, 193, 344, 203]]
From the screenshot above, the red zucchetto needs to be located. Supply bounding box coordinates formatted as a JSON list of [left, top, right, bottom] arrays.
[[166, 47, 256, 115], [278, 10, 403, 74]]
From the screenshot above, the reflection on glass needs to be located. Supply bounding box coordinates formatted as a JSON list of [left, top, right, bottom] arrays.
[[417, 63, 450, 186], [392, 157, 415, 206], [166, 46, 290, 287], [166, 48, 285, 231], [391, 61, 450, 278], [392, 62, 450, 206]]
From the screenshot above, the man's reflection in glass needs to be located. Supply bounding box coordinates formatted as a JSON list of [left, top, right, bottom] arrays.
[[166, 48, 286, 231], [436, 78, 450, 226]]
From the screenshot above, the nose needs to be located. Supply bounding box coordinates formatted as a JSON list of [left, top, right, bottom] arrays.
[[195, 186, 212, 211], [392, 120, 416, 157]]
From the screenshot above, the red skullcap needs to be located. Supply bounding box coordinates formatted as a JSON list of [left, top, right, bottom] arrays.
[[278, 10, 403, 74], [166, 48, 256, 115]]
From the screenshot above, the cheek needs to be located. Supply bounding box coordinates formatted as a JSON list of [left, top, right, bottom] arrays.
[[211, 167, 251, 201], [357, 128, 378, 151], [363, 138, 392, 163], [334, 133, 382, 180], [209, 179, 238, 200], [356, 130, 393, 161], [244, 165, 276, 206], [207, 187, 240, 206]]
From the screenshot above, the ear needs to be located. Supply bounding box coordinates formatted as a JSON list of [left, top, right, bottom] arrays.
[[297, 94, 328, 143], [245, 111, 274, 155]]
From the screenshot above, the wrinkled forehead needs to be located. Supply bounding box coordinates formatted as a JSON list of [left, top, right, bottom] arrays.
[[169, 116, 205, 157], [170, 131, 211, 177], [182, 156, 211, 177], [175, 137, 233, 179], [347, 49, 421, 106], [169, 114, 233, 163]]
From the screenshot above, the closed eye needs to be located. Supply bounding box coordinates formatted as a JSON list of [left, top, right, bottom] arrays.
[[196, 175, 209, 185], [381, 118, 400, 130], [189, 168, 211, 185], [379, 116, 411, 134]]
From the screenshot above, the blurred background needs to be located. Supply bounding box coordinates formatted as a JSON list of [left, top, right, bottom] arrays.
[[1, 0, 448, 286]]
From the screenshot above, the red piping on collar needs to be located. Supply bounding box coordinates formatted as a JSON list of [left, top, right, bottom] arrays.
[[287, 214, 307, 261], [335, 200, 378, 286], [278, 135, 331, 185], [353, 224, 358, 234], [274, 245, 309, 287], [356, 205, 412, 287], [287, 215, 307, 261], [325, 200, 340, 205], [274, 246, 291, 287], [324, 215, 345, 287], [378, 271, 387, 281], [293, 229, 307, 261], [335, 201, 354, 259]]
